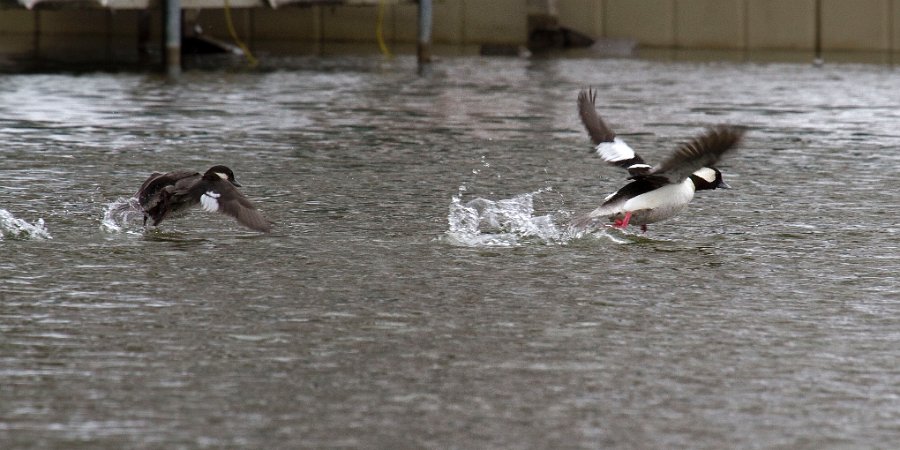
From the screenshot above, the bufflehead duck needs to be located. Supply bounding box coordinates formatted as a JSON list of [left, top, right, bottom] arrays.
[[136, 165, 272, 232], [572, 89, 744, 232]]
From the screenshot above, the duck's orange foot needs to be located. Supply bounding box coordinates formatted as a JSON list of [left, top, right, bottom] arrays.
[[613, 211, 633, 229]]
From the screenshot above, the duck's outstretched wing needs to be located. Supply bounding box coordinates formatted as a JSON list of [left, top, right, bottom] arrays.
[[651, 126, 745, 184], [137, 171, 198, 208], [577, 88, 651, 178], [196, 182, 273, 233], [577, 89, 616, 145]]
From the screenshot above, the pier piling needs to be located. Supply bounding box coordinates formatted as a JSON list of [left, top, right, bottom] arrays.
[[417, 0, 432, 69], [164, 0, 182, 76]]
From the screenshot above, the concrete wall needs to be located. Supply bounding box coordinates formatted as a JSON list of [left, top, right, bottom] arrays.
[[561, 0, 900, 52], [217, 1, 529, 45], [2, 0, 900, 54], [189, 0, 900, 51], [0, 1, 529, 45]]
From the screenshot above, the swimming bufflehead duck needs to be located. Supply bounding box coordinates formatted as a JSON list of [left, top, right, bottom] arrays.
[[136, 165, 272, 232], [573, 89, 744, 232]]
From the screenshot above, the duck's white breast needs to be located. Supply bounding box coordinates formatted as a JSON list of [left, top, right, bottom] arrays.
[[200, 191, 221, 212], [621, 179, 695, 223]]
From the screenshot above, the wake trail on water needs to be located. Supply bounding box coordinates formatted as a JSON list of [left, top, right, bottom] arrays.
[[0, 209, 52, 240], [445, 188, 630, 247]]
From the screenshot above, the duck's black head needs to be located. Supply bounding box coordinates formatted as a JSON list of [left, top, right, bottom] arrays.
[[690, 167, 730, 191], [204, 165, 241, 187]]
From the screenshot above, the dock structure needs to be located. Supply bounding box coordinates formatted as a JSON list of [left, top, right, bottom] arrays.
[[2, 0, 430, 74], [5, 1, 900, 70], [8, 0, 408, 11]]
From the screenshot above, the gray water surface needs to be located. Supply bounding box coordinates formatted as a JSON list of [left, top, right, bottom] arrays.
[[1, 56, 899, 448]]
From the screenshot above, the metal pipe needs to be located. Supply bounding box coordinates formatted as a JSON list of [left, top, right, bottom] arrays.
[[165, 0, 181, 77], [417, 0, 433, 68]]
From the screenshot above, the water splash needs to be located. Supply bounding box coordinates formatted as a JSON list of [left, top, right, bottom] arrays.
[[101, 197, 144, 233], [445, 188, 637, 247], [0, 209, 52, 240]]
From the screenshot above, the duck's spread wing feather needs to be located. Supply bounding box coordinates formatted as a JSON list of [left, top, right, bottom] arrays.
[[577, 89, 616, 145], [137, 171, 198, 208], [198, 182, 273, 232], [577, 88, 651, 177], [652, 125, 745, 183]]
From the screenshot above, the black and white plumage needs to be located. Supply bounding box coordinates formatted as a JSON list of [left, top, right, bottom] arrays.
[[136, 165, 272, 232], [573, 89, 744, 231]]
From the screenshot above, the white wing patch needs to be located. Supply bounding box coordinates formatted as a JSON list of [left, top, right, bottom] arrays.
[[200, 191, 221, 212], [595, 138, 636, 163]]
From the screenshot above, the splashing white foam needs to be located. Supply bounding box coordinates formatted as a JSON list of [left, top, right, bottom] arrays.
[[0, 209, 52, 240], [445, 189, 634, 247], [101, 197, 144, 233], [445, 190, 565, 247]]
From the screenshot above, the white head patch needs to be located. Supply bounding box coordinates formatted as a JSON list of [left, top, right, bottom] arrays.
[[200, 191, 221, 212], [693, 167, 717, 183], [216, 172, 229, 181], [595, 138, 636, 163]]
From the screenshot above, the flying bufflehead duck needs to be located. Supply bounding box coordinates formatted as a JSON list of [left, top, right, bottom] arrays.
[[136, 165, 272, 232], [572, 89, 744, 232]]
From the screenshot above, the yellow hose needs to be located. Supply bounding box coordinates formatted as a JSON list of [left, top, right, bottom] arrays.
[[224, 0, 259, 67], [376, 0, 393, 58]]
